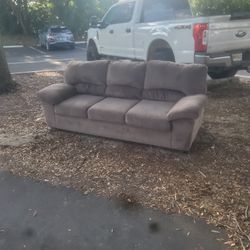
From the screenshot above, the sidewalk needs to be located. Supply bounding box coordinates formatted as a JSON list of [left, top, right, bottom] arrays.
[[0, 171, 227, 250]]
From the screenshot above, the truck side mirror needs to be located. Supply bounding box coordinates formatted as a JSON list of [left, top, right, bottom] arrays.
[[97, 21, 109, 29], [89, 16, 98, 28]]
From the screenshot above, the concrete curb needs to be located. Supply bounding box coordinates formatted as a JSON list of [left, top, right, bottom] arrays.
[[236, 74, 250, 79], [11, 69, 64, 75]]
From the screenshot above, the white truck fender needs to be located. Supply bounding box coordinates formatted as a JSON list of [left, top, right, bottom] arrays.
[[87, 29, 100, 53]]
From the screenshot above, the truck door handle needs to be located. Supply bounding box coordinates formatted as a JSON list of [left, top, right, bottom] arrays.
[[109, 30, 114, 34], [126, 28, 131, 33]]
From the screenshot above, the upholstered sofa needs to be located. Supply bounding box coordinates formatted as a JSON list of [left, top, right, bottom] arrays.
[[38, 60, 207, 151]]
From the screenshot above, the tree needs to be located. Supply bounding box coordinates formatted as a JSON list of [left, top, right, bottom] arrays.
[[7, 0, 31, 35], [0, 0, 118, 37], [96, 0, 117, 16], [190, 0, 250, 16], [0, 46, 14, 94]]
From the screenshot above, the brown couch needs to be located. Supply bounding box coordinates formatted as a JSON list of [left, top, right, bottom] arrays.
[[38, 60, 207, 151]]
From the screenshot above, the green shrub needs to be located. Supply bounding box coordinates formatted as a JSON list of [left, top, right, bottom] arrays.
[[190, 0, 250, 16]]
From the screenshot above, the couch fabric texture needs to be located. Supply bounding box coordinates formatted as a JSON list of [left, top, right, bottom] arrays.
[[38, 60, 207, 151]]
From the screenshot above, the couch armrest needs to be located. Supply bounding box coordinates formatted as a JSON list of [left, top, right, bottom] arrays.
[[167, 94, 207, 121], [38, 84, 76, 105]]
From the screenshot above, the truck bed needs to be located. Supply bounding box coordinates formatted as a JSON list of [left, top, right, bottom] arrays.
[[206, 15, 250, 54]]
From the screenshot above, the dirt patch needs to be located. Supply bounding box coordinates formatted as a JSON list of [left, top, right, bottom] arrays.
[[0, 72, 249, 249]]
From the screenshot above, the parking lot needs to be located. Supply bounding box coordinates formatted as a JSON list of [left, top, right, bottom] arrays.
[[4, 43, 86, 74], [4, 44, 250, 79]]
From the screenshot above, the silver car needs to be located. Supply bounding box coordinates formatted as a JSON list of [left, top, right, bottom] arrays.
[[39, 26, 75, 51]]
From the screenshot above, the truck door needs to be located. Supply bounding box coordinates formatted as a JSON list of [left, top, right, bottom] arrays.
[[98, 1, 135, 58]]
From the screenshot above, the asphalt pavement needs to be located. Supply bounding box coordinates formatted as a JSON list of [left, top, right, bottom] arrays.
[[0, 171, 227, 250], [4, 44, 86, 74], [4, 45, 250, 79]]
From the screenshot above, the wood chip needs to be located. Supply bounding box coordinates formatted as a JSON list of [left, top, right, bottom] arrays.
[[0, 73, 249, 249]]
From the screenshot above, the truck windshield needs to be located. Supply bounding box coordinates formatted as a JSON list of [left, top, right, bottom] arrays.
[[141, 0, 192, 22]]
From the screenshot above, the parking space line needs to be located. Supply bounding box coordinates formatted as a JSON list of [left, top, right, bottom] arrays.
[[30, 46, 47, 55], [3, 45, 24, 48], [8, 58, 76, 65], [75, 41, 86, 44]]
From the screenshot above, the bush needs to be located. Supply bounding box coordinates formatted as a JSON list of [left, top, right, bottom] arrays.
[[0, 0, 117, 37]]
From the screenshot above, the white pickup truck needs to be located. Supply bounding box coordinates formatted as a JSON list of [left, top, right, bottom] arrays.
[[87, 0, 250, 79]]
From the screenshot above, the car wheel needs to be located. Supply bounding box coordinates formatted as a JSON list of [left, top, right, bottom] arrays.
[[70, 44, 75, 50], [87, 42, 100, 61], [208, 68, 237, 79]]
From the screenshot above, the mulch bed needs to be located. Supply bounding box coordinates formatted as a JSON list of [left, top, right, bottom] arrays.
[[0, 72, 249, 249]]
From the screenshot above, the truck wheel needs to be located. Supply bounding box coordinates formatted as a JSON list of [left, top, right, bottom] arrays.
[[148, 48, 175, 62], [87, 42, 100, 61], [208, 68, 237, 79]]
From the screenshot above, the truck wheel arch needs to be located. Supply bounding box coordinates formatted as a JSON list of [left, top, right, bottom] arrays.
[[147, 39, 175, 62]]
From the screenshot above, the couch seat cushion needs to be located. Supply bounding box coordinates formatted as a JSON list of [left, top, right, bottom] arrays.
[[55, 95, 103, 118], [88, 97, 139, 124], [126, 100, 175, 131]]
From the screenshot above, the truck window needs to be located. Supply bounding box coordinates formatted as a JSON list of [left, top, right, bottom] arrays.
[[141, 0, 191, 23], [102, 2, 135, 25]]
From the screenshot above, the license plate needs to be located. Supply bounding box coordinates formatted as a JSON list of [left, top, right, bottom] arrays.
[[232, 53, 242, 62]]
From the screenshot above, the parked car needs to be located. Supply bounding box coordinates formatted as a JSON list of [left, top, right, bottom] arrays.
[[39, 26, 75, 51], [87, 0, 250, 79]]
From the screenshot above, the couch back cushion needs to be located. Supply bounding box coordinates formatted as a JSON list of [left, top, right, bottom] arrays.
[[64, 60, 110, 96], [143, 61, 207, 101], [106, 61, 146, 99]]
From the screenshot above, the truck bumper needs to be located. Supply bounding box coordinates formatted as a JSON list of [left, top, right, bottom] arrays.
[[194, 54, 232, 67], [194, 52, 250, 69]]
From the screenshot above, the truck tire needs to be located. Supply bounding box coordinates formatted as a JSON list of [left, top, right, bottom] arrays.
[[208, 68, 237, 79], [148, 48, 175, 62], [87, 42, 100, 61]]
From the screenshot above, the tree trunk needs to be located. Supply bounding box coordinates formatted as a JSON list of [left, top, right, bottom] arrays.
[[22, 0, 31, 34], [0, 46, 14, 94], [7, 0, 30, 35]]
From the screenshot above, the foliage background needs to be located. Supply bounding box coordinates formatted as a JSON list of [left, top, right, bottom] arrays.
[[0, 0, 250, 37], [190, 0, 250, 16], [0, 0, 116, 37]]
